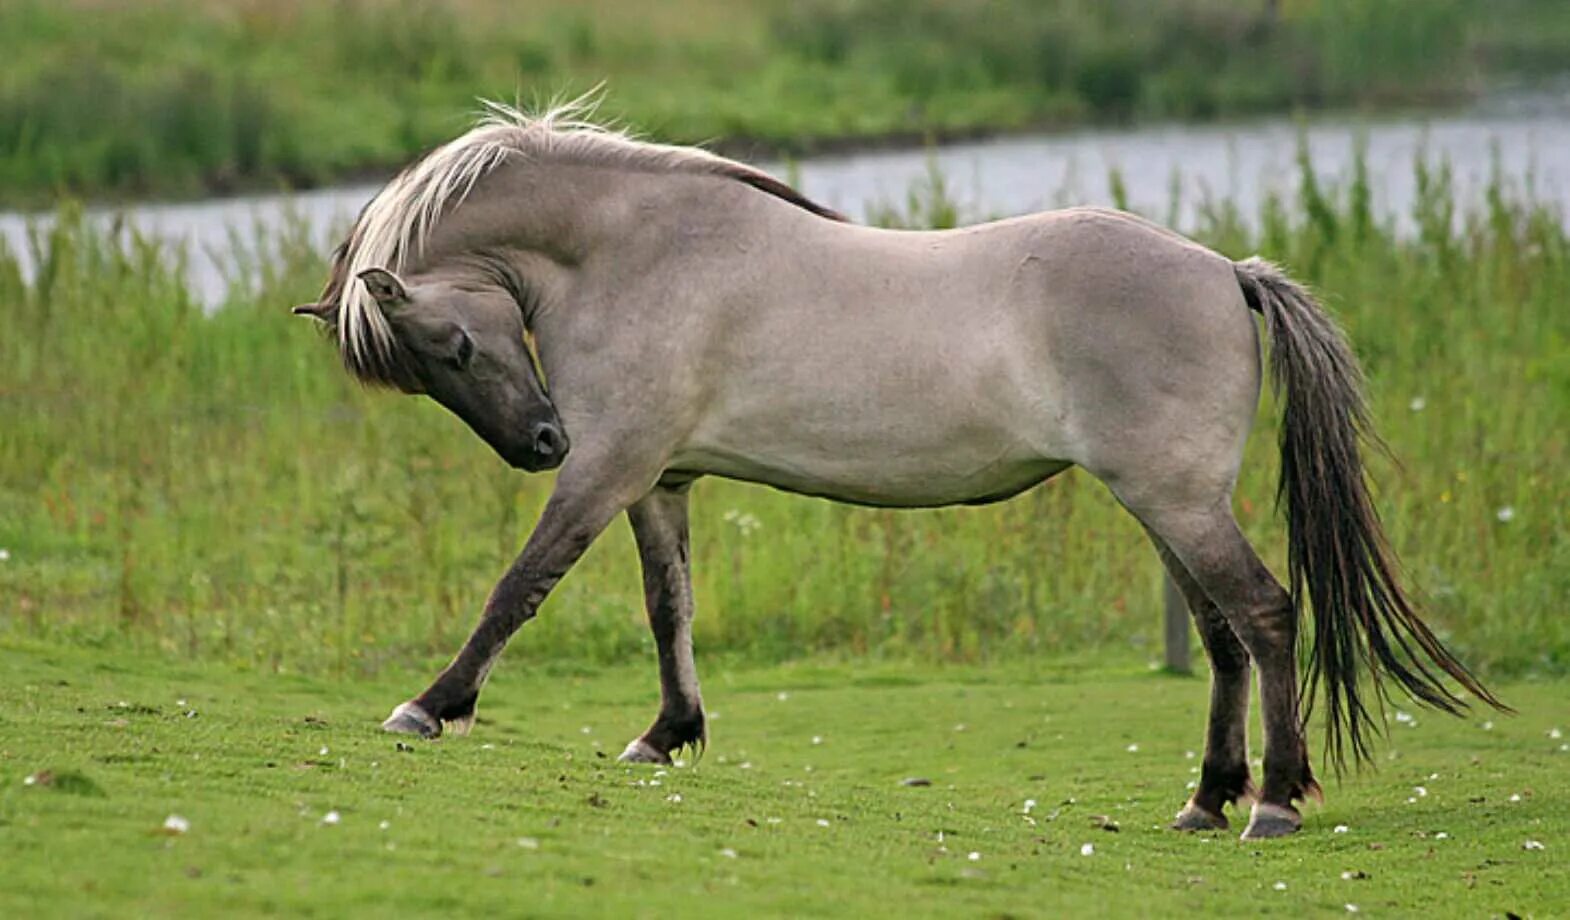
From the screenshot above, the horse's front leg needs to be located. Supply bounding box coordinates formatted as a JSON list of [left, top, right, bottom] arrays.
[[382, 455, 650, 738], [619, 484, 706, 764]]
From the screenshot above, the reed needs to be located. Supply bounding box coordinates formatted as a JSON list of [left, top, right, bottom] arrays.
[[0, 148, 1565, 679]]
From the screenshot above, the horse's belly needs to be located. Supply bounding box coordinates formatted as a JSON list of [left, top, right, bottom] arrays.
[[671, 425, 1071, 508]]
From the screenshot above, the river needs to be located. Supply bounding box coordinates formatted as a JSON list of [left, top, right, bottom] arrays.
[[3, 88, 1567, 306]]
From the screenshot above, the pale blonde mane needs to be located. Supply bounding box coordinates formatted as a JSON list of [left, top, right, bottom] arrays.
[[331, 93, 843, 382]]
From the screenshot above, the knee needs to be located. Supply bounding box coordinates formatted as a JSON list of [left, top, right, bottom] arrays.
[[1210, 641, 1251, 676], [1228, 596, 1296, 658]]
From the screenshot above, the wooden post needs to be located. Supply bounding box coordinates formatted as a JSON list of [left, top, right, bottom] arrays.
[[1163, 572, 1191, 673]]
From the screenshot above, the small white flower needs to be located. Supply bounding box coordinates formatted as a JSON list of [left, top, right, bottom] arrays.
[[1080, 843, 1095, 856], [580, 726, 592, 734], [811, 735, 823, 745], [1022, 798, 1037, 814], [1496, 506, 1516, 523], [517, 837, 539, 850], [719, 847, 738, 859], [967, 851, 981, 862], [1126, 743, 1140, 753], [816, 819, 831, 827], [1435, 831, 1449, 840], [0, 548, 10, 561], [1346, 904, 1360, 913], [1414, 786, 1428, 797], [1482, 721, 1495, 730], [1550, 728, 1563, 740], [1394, 711, 1413, 724], [1184, 750, 1196, 760], [1524, 840, 1545, 851], [379, 820, 390, 830], [1334, 824, 1350, 833], [1406, 797, 1418, 804], [318, 746, 329, 756], [162, 814, 190, 834], [739, 761, 753, 770], [1510, 793, 1523, 803], [1273, 881, 1287, 891], [1409, 396, 1427, 412], [321, 810, 340, 825], [666, 793, 683, 804], [953, 723, 967, 732], [776, 692, 789, 702]]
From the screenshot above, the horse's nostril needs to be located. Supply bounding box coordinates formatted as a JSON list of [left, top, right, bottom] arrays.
[[532, 422, 565, 457]]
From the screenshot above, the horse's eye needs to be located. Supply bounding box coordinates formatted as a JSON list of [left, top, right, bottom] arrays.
[[453, 331, 475, 370]]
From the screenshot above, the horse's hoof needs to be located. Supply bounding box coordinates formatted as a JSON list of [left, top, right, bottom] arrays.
[[1171, 801, 1229, 832], [1240, 802, 1301, 840], [382, 701, 440, 738], [618, 738, 671, 764], [443, 713, 475, 736]]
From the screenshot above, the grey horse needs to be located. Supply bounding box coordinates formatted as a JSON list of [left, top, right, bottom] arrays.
[[293, 100, 1503, 839]]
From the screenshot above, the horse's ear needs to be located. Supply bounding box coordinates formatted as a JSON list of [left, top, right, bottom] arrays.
[[291, 301, 338, 324], [358, 268, 409, 313]]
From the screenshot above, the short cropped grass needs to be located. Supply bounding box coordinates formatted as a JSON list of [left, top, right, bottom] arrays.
[[0, 642, 1564, 917]]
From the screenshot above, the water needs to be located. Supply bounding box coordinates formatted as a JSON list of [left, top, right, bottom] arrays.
[[4, 91, 1567, 306]]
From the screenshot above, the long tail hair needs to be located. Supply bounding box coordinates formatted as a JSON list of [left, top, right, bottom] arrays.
[[1234, 257, 1508, 770]]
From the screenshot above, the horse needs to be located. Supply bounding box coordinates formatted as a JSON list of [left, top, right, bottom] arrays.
[[293, 98, 1504, 839]]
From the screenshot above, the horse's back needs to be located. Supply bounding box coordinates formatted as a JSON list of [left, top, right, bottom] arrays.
[[674, 205, 1259, 507]]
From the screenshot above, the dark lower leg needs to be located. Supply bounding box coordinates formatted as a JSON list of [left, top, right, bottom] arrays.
[[1219, 572, 1318, 835], [1191, 605, 1255, 814], [384, 475, 628, 737], [1248, 610, 1320, 808], [1149, 509, 1317, 837], [1152, 537, 1253, 827], [622, 487, 705, 762]]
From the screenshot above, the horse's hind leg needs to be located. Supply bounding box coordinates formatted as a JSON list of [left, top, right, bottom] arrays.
[[1147, 530, 1255, 831], [1122, 498, 1319, 839], [619, 485, 706, 764]]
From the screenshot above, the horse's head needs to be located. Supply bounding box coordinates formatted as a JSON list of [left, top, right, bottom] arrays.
[[294, 267, 568, 472]]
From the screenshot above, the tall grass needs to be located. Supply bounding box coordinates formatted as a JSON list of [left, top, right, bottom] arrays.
[[1, 149, 1566, 679], [3, 0, 1570, 204]]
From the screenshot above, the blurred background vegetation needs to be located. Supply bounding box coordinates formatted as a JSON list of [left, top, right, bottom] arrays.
[[0, 1, 1566, 682], [1, 152, 1565, 677], [3, 0, 1570, 205]]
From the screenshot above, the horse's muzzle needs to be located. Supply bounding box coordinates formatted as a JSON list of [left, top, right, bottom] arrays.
[[510, 421, 568, 471]]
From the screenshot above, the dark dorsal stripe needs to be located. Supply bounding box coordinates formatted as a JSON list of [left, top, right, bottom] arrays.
[[718, 165, 848, 223]]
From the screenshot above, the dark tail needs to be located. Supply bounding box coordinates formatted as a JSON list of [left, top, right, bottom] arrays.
[[1233, 257, 1508, 771]]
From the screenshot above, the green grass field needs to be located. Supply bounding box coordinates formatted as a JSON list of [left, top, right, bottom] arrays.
[[3, 0, 1570, 204], [3, 103, 1568, 913], [2, 642, 1564, 917]]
